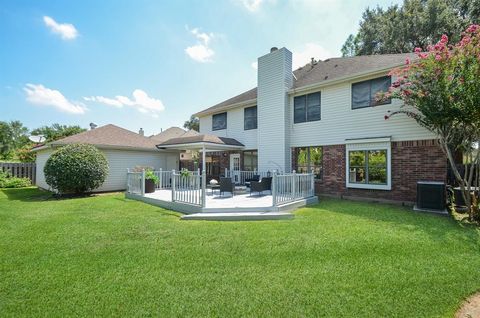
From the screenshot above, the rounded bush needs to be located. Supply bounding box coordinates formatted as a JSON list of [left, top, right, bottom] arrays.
[[44, 144, 109, 194]]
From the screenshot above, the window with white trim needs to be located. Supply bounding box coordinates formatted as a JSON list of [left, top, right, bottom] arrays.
[[212, 112, 227, 130], [346, 139, 391, 190]]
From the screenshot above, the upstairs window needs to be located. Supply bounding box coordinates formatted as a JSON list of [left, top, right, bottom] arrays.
[[294, 92, 321, 123], [352, 76, 391, 109], [212, 112, 227, 130], [244, 106, 257, 130]]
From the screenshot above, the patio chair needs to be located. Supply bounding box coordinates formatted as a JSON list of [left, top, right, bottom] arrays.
[[250, 177, 272, 196], [219, 177, 235, 197], [245, 175, 260, 188]]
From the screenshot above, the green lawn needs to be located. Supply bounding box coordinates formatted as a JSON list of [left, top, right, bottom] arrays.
[[1, 188, 479, 317]]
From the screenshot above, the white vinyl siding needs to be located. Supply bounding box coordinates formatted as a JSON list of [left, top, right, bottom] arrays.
[[35, 149, 52, 190], [35, 148, 179, 192], [199, 106, 258, 149], [289, 75, 435, 148]]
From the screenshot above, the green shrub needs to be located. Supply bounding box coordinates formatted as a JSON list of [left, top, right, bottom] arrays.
[[145, 170, 159, 184], [0, 170, 31, 188], [44, 144, 109, 194]]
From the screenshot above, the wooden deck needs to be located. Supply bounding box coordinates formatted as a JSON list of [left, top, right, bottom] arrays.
[[125, 189, 318, 220]]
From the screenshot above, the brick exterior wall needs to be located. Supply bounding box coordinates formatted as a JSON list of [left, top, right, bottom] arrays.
[[313, 139, 447, 204]]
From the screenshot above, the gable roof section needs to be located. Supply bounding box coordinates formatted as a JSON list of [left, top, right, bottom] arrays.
[[48, 124, 160, 151], [194, 53, 417, 117], [150, 127, 186, 142]]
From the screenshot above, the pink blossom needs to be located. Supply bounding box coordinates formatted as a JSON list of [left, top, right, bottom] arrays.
[[435, 54, 442, 61], [414, 47, 422, 53], [466, 24, 479, 33], [405, 57, 411, 65], [440, 34, 448, 44]]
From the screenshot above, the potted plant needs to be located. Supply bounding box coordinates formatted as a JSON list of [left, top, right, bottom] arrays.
[[144, 169, 159, 193]]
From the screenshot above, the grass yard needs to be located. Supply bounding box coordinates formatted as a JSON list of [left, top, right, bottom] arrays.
[[1, 188, 480, 317]]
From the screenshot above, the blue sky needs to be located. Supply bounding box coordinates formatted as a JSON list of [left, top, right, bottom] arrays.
[[0, 0, 402, 136]]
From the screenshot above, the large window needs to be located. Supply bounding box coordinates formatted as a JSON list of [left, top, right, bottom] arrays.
[[348, 150, 387, 185], [346, 138, 391, 190], [212, 112, 227, 130], [294, 92, 321, 123], [352, 76, 391, 109], [243, 150, 258, 171], [294, 146, 323, 179], [244, 106, 257, 130]]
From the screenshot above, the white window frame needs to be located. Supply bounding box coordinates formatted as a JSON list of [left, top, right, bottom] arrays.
[[345, 137, 391, 190]]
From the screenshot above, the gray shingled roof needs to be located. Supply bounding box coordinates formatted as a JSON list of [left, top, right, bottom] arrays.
[[195, 53, 417, 116], [157, 134, 244, 147], [50, 124, 160, 150], [150, 127, 186, 142]]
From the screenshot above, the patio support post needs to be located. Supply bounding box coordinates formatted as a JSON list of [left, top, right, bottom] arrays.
[[272, 172, 277, 207], [202, 145, 206, 208], [141, 169, 145, 196], [171, 169, 176, 202]]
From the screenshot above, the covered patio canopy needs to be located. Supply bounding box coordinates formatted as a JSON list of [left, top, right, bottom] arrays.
[[156, 134, 244, 172]]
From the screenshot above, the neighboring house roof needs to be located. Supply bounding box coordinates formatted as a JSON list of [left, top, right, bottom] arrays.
[[157, 134, 244, 148], [194, 52, 417, 116], [150, 127, 186, 142], [35, 124, 161, 152]]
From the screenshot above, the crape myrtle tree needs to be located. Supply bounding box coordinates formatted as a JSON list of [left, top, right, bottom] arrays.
[[379, 25, 480, 221]]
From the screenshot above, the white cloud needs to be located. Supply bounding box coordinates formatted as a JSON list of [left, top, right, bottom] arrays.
[[250, 43, 333, 72], [24, 84, 86, 114], [84, 89, 165, 116], [84, 96, 123, 107], [241, 0, 264, 12], [292, 43, 333, 69], [185, 27, 215, 63], [43, 16, 78, 40]]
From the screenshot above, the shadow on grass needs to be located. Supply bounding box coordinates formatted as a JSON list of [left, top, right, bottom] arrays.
[[1, 187, 100, 202], [304, 198, 480, 245], [112, 196, 183, 219]]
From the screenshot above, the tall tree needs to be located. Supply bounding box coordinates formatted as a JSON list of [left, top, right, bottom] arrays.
[[183, 115, 199, 132], [381, 25, 480, 221], [0, 121, 29, 159], [342, 0, 479, 56], [31, 123, 86, 142]]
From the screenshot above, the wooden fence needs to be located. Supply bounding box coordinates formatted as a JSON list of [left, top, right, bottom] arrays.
[[0, 162, 36, 183]]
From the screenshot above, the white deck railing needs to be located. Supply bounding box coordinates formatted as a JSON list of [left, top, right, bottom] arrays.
[[273, 172, 315, 206], [126, 171, 144, 195], [127, 169, 314, 208], [172, 171, 205, 207]]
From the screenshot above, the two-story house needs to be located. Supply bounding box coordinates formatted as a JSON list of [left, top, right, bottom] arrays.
[[193, 47, 448, 204]]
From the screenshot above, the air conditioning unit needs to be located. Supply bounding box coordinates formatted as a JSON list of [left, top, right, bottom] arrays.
[[415, 181, 446, 213]]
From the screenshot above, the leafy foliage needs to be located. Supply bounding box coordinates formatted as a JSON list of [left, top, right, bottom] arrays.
[[0, 170, 31, 188], [44, 144, 109, 194], [31, 123, 86, 142], [381, 24, 480, 220], [342, 0, 479, 56], [183, 115, 199, 132], [0, 121, 29, 159], [145, 170, 159, 184]]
